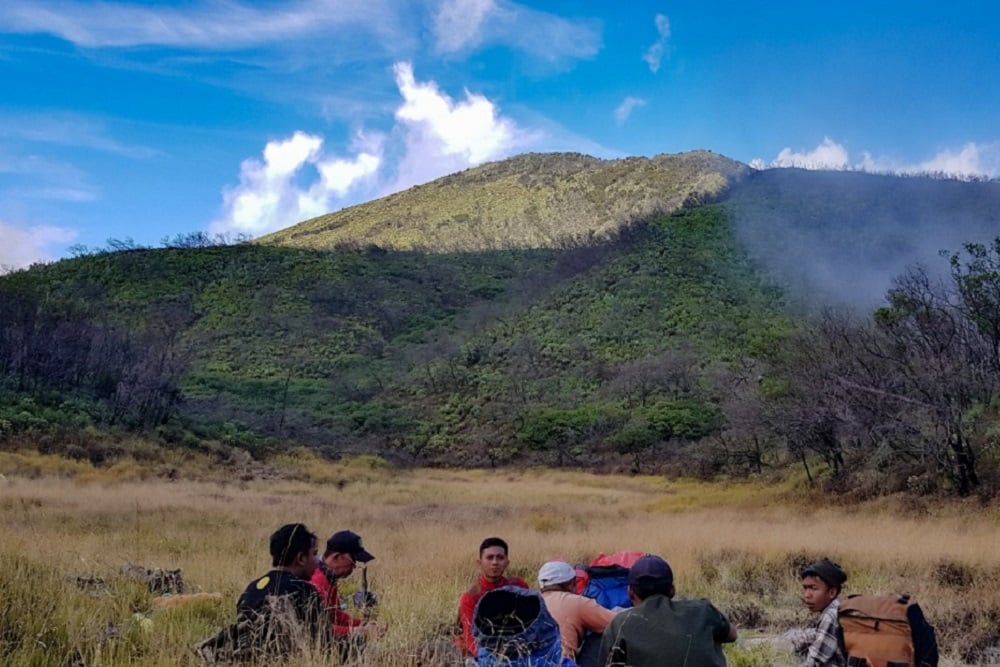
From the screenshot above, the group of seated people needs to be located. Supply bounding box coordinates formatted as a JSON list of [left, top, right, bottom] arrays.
[[457, 537, 735, 667], [196, 523, 384, 663], [199, 525, 848, 667]]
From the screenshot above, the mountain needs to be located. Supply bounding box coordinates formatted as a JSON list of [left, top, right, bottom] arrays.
[[258, 150, 750, 251], [3, 151, 1000, 492]]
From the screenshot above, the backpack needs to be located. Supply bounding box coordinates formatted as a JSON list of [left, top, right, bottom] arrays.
[[838, 594, 939, 667], [578, 551, 644, 611]]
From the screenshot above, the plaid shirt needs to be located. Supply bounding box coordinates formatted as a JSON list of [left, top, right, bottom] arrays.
[[805, 598, 846, 667]]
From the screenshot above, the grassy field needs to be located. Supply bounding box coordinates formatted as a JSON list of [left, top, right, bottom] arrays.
[[1, 451, 998, 666]]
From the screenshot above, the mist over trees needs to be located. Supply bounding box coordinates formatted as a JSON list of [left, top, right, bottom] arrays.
[[727, 169, 1000, 312], [709, 239, 1000, 496]]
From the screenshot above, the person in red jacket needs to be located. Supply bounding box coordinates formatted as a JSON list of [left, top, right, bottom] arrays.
[[310, 530, 385, 661], [455, 536, 528, 657]]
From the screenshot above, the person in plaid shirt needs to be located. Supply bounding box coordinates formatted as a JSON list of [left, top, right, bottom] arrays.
[[798, 559, 848, 667]]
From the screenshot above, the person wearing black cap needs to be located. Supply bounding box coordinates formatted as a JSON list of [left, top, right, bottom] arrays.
[[599, 554, 736, 667], [310, 530, 385, 659], [798, 558, 848, 667]]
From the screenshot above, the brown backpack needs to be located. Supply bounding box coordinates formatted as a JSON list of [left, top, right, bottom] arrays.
[[838, 594, 938, 667]]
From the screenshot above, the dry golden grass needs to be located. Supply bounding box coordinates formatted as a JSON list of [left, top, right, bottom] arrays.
[[1, 455, 997, 666]]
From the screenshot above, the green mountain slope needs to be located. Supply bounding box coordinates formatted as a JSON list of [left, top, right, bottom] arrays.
[[258, 150, 749, 251], [0, 202, 788, 465], [4, 152, 1000, 487]]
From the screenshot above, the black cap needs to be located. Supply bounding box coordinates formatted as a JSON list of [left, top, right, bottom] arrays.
[[801, 559, 847, 589], [326, 530, 374, 563], [628, 555, 673, 586]]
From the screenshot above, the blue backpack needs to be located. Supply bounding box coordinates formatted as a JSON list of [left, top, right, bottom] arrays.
[[579, 551, 644, 610]]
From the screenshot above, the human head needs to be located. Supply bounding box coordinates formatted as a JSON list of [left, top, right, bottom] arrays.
[[478, 537, 510, 582], [538, 561, 577, 591], [800, 559, 847, 613], [270, 523, 318, 578], [323, 530, 374, 577], [627, 554, 675, 601]]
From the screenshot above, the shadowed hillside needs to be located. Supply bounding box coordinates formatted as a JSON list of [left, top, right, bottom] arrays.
[[258, 150, 749, 251]]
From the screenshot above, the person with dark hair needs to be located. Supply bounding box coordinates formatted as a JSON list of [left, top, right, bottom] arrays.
[[310, 530, 386, 661], [196, 523, 331, 662], [599, 554, 736, 667], [455, 537, 529, 658], [797, 559, 848, 667]]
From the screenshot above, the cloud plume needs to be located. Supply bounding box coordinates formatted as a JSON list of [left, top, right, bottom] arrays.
[[212, 62, 531, 237]]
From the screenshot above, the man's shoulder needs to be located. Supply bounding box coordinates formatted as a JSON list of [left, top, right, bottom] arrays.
[[461, 582, 482, 600], [504, 576, 529, 588], [246, 571, 317, 599]]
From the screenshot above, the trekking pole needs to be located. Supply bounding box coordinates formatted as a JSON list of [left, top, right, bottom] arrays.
[[360, 564, 372, 621]]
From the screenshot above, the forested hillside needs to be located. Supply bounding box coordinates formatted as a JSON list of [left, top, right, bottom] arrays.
[[2, 153, 999, 497]]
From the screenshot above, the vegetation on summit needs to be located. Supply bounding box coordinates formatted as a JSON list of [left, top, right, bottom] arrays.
[[258, 151, 749, 251]]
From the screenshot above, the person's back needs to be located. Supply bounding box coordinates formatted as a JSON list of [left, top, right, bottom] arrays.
[[196, 523, 329, 663], [473, 586, 577, 667], [599, 555, 735, 667], [235, 568, 327, 658], [602, 595, 730, 667], [537, 561, 616, 666]]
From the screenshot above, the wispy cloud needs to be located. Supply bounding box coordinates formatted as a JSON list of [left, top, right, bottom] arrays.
[[431, 0, 601, 63], [752, 138, 1000, 179], [0, 220, 77, 272], [0, 0, 391, 49], [0, 111, 155, 157], [643, 13, 671, 73], [433, 0, 497, 53], [614, 96, 646, 125], [211, 62, 536, 237], [0, 0, 600, 66]]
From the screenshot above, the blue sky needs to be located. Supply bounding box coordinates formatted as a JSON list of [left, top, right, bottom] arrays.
[[2, 0, 999, 270]]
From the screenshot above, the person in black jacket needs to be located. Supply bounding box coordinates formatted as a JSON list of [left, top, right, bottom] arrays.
[[197, 523, 332, 662]]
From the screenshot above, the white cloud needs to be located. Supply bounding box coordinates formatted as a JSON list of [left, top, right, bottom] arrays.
[[394, 62, 518, 164], [766, 137, 851, 170], [643, 13, 671, 73], [212, 61, 537, 237], [0, 220, 77, 273], [210, 131, 382, 237], [390, 61, 530, 191], [915, 143, 986, 178], [753, 138, 1000, 179], [614, 96, 646, 125]]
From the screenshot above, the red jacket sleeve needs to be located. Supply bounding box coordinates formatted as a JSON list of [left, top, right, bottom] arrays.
[[310, 568, 363, 636], [458, 590, 477, 656]]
